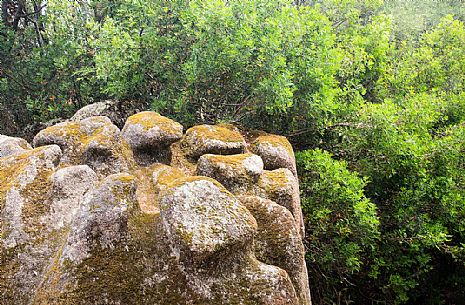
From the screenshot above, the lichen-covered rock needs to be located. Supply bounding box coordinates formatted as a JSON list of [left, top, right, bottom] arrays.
[[32, 121, 81, 157], [46, 165, 98, 230], [0, 145, 64, 303], [152, 163, 186, 193], [239, 195, 311, 305], [132, 163, 186, 214], [62, 173, 138, 264], [1, 109, 311, 305], [0, 145, 62, 248], [196, 153, 263, 192], [71, 99, 146, 128], [256, 168, 305, 237], [33, 116, 132, 176], [159, 176, 257, 266], [181, 124, 246, 159], [121, 111, 183, 166], [251, 134, 297, 176], [80, 117, 133, 175], [0, 134, 32, 157], [122, 111, 184, 148]]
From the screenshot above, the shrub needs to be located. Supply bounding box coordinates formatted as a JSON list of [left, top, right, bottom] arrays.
[[297, 149, 380, 303]]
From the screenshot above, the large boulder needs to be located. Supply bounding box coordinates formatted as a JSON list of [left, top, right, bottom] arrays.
[[0, 110, 311, 304], [71, 99, 146, 128], [256, 168, 305, 237], [0, 135, 32, 157], [251, 134, 297, 176], [196, 153, 263, 192], [1, 145, 64, 303], [239, 195, 311, 305], [122, 111, 183, 165], [159, 176, 257, 265], [181, 124, 246, 159], [45, 165, 98, 230], [33, 116, 133, 176]]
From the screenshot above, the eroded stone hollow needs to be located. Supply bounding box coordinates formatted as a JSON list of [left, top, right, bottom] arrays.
[[0, 111, 311, 305]]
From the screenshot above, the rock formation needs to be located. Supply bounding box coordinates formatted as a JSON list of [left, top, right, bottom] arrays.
[[0, 110, 311, 304]]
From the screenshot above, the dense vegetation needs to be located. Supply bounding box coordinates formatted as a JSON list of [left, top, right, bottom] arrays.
[[1, 0, 464, 303]]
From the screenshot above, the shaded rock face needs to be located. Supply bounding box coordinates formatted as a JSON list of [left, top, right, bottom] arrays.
[[0, 111, 311, 305]]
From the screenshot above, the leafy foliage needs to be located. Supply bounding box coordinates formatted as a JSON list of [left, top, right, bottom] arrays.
[[2, 0, 465, 304], [297, 149, 380, 303]]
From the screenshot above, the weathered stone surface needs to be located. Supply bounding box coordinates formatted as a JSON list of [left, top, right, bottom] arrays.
[[0, 134, 32, 157], [196, 153, 263, 192], [122, 111, 183, 148], [181, 124, 246, 159], [160, 176, 257, 265], [33, 116, 132, 176], [256, 168, 305, 237], [62, 173, 138, 264], [1, 109, 310, 305], [71, 99, 146, 128], [1, 145, 63, 303], [152, 163, 186, 194], [239, 195, 311, 305], [251, 134, 297, 176], [122, 111, 183, 166], [46, 165, 98, 230]]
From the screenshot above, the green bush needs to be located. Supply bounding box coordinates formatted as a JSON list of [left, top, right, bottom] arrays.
[[297, 149, 380, 303], [2, 1, 465, 304], [329, 92, 465, 303]]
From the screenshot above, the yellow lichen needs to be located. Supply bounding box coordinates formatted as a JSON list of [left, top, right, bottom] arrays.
[[133, 164, 185, 214], [252, 135, 294, 156], [126, 111, 182, 134], [169, 142, 196, 175], [154, 166, 186, 188], [40, 122, 81, 139], [258, 170, 291, 194], [185, 125, 244, 143], [202, 153, 254, 170], [0, 147, 57, 210]]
